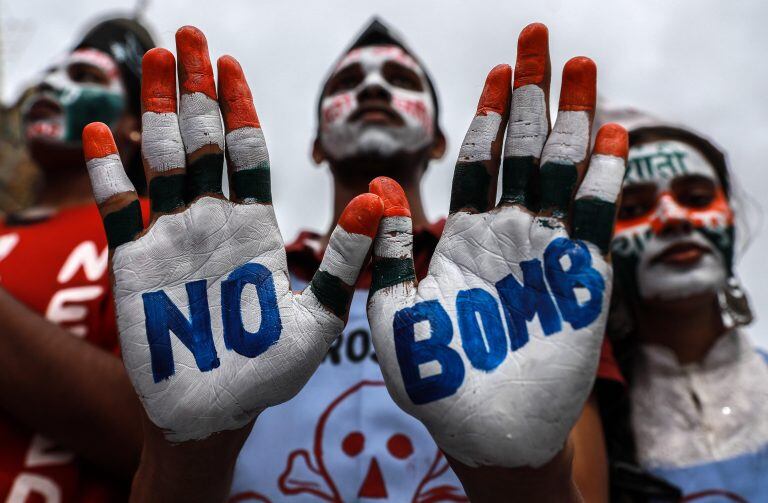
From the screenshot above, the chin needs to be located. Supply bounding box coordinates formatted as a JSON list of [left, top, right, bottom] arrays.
[[27, 136, 84, 171], [637, 256, 727, 302]]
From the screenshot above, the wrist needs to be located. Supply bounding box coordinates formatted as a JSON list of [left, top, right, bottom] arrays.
[[445, 442, 581, 503], [130, 417, 253, 503]]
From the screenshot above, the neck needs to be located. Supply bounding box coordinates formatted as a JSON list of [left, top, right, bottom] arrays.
[[324, 159, 429, 242], [36, 165, 94, 209], [632, 292, 726, 365]]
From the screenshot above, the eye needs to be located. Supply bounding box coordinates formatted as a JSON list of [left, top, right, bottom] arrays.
[[672, 175, 716, 209], [342, 431, 365, 457], [618, 184, 656, 221], [386, 433, 413, 460], [68, 63, 110, 86], [327, 66, 363, 95], [383, 62, 423, 91]]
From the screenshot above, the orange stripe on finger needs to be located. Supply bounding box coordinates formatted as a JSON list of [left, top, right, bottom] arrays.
[[369, 177, 411, 218], [593, 123, 628, 159], [218, 55, 260, 132], [142, 48, 177, 114], [477, 64, 512, 116], [83, 122, 118, 160], [559, 56, 596, 112], [175, 26, 217, 99]]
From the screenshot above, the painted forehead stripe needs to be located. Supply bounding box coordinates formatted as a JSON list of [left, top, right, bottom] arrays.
[[625, 140, 719, 187], [218, 55, 271, 204], [449, 64, 511, 214], [573, 123, 628, 254], [539, 56, 596, 218], [501, 23, 549, 209], [336, 45, 422, 74]]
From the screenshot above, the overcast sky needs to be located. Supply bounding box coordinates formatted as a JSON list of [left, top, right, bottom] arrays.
[[4, 0, 768, 345]]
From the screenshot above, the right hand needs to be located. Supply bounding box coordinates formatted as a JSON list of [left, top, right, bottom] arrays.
[[82, 26, 384, 442], [367, 23, 627, 470]]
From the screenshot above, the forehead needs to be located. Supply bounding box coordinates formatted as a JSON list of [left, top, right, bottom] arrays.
[[60, 48, 119, 76], [624, 140, 719, 188], [335, 45, 423, 74]]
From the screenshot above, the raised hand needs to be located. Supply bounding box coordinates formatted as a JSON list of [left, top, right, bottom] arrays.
[[82, 27, 384, 442], [367, 23, 627, 469]]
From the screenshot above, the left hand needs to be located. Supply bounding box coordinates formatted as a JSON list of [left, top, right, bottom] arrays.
[[367, 23, 627, 469]]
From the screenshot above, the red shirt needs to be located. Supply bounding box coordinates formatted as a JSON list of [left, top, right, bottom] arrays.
[[0, 201, 147, 503]]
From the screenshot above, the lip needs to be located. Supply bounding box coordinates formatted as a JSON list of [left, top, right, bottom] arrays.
[[349, 104, 403, 126], [652, 242, 710, 267], [24, 96, 63, 123]]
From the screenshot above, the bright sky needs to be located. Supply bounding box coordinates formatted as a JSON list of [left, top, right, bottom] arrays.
[[4, 0, 768, 345]]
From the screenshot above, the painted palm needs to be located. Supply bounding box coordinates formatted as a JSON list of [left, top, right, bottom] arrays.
[[82, 27, 384, 441], [367, 24, 628, 468]]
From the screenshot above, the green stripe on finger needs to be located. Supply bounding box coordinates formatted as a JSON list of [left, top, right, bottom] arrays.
[[310, 270, 351, 318], [185, 153, 224, 202], [573, 199, 616, 255], [104, 199, 143, 248], [449, 161, 491, 214], [370, 257, 416, 297], [231, 161, 272, 203], [540, 161, 577, 218]]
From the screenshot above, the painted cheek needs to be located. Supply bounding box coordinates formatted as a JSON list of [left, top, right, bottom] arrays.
[[321, 93, 355, 128], [689, 188, 734, 231], [392, 94, 433, 136]]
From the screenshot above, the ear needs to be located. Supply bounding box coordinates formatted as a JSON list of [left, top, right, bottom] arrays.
[[429, 127, 446, 160], [312, 136, 326, 165]]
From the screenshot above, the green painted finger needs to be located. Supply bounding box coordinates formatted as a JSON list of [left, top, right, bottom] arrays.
[[309, 193, 384, 318], [449, 65, 511, 214], [83, 123, 143, 249], [176, 26, 225, 203], [141, 48, 186, 219], [573, 124, 628, 254], [218, 55, 272, 204], [501, 23, 550, 211], [539, 57, 596, 220]]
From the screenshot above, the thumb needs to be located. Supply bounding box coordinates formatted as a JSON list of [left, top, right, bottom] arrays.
[[307, 193, 384, 320]]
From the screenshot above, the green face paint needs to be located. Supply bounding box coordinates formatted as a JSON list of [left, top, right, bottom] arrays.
[[23, 48, 126, 145]]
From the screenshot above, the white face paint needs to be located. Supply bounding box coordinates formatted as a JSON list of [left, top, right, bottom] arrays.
[[613, 140, 733, 301], [23, 48, 126, 144], [319, 45, 435, 160]]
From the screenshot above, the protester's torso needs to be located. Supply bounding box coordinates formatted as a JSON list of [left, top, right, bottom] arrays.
[[631, 330, 768, 502], [0, 202, 142, 503]]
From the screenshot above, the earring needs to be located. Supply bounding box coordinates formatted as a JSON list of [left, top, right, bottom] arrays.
[[718, 275, 753, 329]]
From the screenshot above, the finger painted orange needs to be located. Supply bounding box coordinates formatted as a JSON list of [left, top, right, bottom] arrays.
[[82, 122, 118, 160], [559, 56, 596, 112], [176, 26, 217, 99], [594, 123, 628, 158], [142, 48, 177, 114], [369, 176, 412, 218], [218, 55, 260, 131], [477, 64, 511, 116], [514, 23, 549, 89], [338, 193, 386, 238]]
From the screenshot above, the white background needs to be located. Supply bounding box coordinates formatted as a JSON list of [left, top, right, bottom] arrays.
[[3, 0, 767, 345]]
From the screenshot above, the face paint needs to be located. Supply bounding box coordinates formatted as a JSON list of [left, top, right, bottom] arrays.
[[319, 45, 435, 160], [611, 140, 734, 301], [23, 48, 126, 144]]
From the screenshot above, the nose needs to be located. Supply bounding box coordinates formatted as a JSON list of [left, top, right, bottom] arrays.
[[651, 193, 692, 237], [356, 81, 392, 104], [357, 457, 387, 499]]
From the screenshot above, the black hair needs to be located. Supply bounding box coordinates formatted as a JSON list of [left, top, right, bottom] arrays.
[[316, 17, 440, 129]]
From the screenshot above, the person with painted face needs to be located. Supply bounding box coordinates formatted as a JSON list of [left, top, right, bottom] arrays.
[[0, 16, 154, 502], [597, 108, 765, 501]]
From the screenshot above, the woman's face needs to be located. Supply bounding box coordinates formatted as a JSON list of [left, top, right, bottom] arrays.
[[611, 139, 734, 302]]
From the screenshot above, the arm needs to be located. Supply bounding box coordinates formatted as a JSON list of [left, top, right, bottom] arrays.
[[0, 287, 142, 477], [571, 392, 609, 502]]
